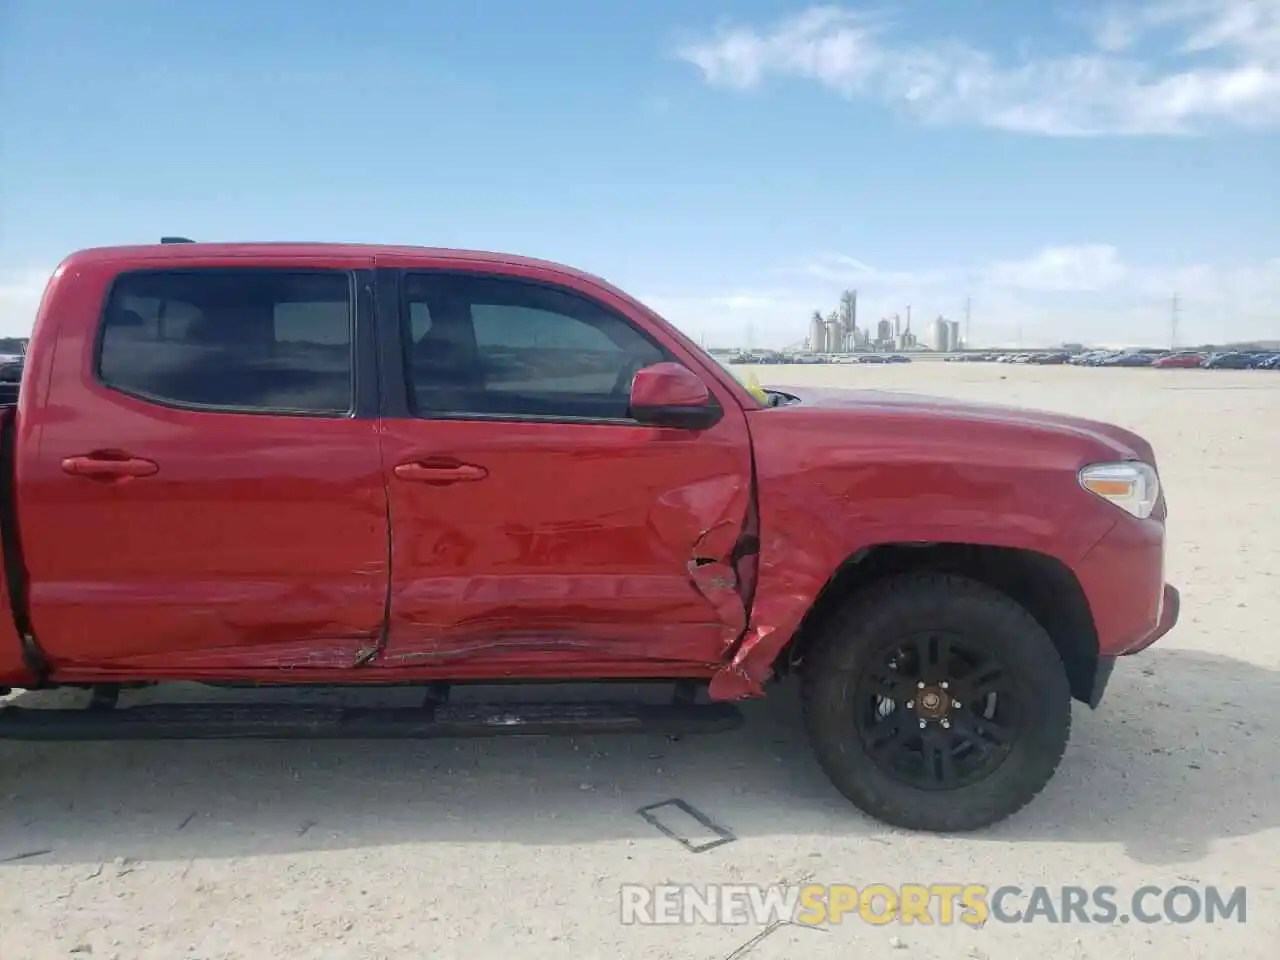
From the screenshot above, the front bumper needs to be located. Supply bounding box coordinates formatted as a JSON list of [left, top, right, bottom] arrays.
[[1129, 582, 1181, 655], [1086, 583, 1180, 708], [1074, 513, 1175, 657]]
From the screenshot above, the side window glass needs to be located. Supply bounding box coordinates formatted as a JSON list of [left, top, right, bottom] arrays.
[[402, 273, 668, 420], [408, 301, 432, 342], [97, 270, 354, 414]]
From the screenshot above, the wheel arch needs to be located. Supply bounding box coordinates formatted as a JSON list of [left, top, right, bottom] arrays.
[[777, 542, 1101, 705]]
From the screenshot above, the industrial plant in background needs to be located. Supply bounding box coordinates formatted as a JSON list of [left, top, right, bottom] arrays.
[[806, 290, 935, 354], [931, 316, 962, 352], [807, 289, 863, 353]]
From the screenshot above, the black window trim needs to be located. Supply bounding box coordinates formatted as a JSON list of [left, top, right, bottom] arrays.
[[93, 266, 368, 419], [387, 267, 722, 428]]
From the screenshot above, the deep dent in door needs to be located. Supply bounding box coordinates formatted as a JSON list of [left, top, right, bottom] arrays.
[[367, 468, 755, 668], [652, 471, 754, 651]]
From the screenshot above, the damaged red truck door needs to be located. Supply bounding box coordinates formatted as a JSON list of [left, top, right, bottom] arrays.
[[371, 259, 755, 675], [15, 254, 389, 674]]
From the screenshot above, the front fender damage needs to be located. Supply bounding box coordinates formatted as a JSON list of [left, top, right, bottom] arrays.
[[708, 485, 841, 701]]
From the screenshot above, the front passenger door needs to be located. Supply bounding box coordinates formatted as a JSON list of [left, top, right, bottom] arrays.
[[376, 267, 755, 675]]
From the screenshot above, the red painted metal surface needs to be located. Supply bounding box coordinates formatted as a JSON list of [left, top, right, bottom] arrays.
[[369, 249, 754, 678], [629, 362, 711, 408], [376, 417, 753, 674], [1, 243, 1176, 694], [707, 387, 1167, 699], [14, 249, 389, 675], [1073, 513, 1169, 656]]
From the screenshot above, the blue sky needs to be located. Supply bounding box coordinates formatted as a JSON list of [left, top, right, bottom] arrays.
[[2, 0, 1277, 346]]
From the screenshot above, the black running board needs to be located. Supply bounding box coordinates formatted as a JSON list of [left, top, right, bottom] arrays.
[[0, 700, 744, 741]]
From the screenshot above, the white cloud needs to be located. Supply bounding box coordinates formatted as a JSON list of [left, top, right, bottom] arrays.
[[641, 245, 1280, 348], [676, 7, 886, 92], [675, 1, 1280, 134], [985, 245, 1129, 291]]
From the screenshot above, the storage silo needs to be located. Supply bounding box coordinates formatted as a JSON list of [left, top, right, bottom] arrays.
[[932, 317, 949, 352], [825, 319, 842, 353], [809, 312, 827, 353]]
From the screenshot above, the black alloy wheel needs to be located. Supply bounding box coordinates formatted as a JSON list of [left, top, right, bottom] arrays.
[[853, 630, 1017, 791], [802, 573, 1072, 833]]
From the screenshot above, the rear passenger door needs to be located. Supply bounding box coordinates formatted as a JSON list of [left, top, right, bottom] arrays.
[[21, 257, 389, 674]]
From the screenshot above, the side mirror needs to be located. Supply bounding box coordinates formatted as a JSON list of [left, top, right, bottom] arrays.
[[629, 362, 722, 430]]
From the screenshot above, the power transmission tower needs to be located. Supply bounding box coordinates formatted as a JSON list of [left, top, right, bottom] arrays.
[[1170, 293, 1180, 349]]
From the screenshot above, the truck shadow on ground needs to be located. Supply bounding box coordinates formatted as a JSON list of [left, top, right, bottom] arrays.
[[0, 648, 1272, 869]]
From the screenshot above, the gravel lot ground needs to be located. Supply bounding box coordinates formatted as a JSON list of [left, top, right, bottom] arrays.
[[2, 362, 1277, 960]]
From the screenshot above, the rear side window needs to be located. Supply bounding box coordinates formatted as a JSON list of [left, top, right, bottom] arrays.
[[97, 269, 354, 415]]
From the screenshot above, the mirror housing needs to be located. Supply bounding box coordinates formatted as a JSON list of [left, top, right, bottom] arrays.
[[629, 362, 722, 430]]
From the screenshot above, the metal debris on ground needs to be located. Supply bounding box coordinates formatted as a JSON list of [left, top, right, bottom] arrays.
[[636, 798, 736, 853]]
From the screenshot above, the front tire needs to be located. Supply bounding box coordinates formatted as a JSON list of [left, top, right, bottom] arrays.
[[801, 573, 1072, 832]]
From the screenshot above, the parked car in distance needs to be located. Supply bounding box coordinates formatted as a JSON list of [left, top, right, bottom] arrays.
[[1203, 351, 1256, 369], [0, 240, 1180, 834], [1153, 352, 1206, 368], [1080, 352, 1114, 365], [1101, 352, 1155, 367], [0, 356, 22, 407]]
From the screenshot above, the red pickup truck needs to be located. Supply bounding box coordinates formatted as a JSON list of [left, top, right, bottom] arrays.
[[0, 241, 1179, 832]]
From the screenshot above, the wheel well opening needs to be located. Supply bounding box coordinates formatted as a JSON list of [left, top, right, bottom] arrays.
[[781, 543, 1100, 703]]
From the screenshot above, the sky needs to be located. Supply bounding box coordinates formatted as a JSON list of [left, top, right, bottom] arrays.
[[1, 0, 1278, 348]]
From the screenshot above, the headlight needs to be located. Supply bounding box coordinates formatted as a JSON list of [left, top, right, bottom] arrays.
[[1078, 461, 1160, 519]]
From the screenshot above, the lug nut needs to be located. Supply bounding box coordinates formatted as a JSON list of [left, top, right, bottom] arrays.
[[917, 681, 926, 689], [906, 700, 915, 709], [952, 700, 962, 709], [918, 720, 927, 729], [941, 719, 951, 729], [940, 681, 949, 690]]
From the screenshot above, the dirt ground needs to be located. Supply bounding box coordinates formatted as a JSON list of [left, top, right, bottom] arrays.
[[2, 363, 1277, 959]]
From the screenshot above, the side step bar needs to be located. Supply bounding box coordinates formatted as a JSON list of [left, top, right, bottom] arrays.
[[0, 700, 744, 741]]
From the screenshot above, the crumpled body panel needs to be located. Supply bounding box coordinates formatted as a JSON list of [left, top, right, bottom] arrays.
[[709, 388, 1141, 699], [377, 409, 756, 675]]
